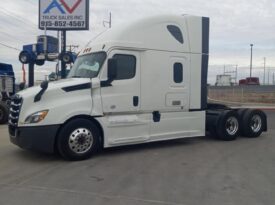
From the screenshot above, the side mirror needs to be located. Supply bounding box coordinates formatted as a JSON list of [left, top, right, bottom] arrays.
[[107, 58, 117, 81], [40, 81, 48, 90]]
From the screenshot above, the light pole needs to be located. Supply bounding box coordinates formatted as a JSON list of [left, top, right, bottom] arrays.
[[263, 57, 266, 85], [235, 64, 238, 84], [268, 69, 270, 85], [250, 44, 253, 78]]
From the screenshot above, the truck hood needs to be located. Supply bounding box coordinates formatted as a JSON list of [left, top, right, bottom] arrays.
[[18, 78, 91, 99], [17, 78, 93, 126]]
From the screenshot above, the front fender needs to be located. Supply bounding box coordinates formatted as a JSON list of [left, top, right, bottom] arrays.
[[19, 88, 93, 127]]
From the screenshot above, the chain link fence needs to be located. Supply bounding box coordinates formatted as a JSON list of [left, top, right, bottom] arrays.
[[208, 85, 275, 104]]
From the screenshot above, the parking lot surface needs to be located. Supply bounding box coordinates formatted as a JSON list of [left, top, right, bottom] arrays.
[[0, 111, 275, 205]]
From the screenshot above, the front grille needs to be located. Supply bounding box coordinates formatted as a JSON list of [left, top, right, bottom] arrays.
[[9, 95, 23, 127]]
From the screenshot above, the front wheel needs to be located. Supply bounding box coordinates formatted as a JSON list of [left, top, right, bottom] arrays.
[[19, 51, 31, 64], [57, 119, 101, 161]]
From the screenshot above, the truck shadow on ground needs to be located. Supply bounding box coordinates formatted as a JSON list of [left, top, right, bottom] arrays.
[[12, 149, 64, 163], [11, 135, 220, 162]]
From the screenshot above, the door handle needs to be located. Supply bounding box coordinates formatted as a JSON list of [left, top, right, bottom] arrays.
[[153, 111, 161, 122], [133, 96, 139, 107]]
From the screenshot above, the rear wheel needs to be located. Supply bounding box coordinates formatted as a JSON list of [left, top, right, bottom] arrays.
[[242, 109, 266, 138], [57, 119, 101, 161], [216, 110, 240, 141], [237, 108, 248, 136], [35, 59, 45, 66], [0, 102, 9, 124], [237, 108, 248, 119]]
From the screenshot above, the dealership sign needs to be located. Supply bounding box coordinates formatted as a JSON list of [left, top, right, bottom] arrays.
[[39, 0, 89, 30]]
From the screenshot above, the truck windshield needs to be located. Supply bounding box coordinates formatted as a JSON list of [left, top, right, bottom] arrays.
[[68, 52, 106, 78]]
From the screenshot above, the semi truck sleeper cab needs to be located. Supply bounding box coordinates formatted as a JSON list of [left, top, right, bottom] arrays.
[[9, 15, 267, 160]]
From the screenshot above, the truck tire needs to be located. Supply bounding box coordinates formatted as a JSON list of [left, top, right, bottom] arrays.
[[208, 127, 218, 139], [241, 109, 266, 138], [216, 110, 240, 141], [59, 52, 73, 64], [237, 108, 248, 136], [237, 108, 248, 118], [0, 102, 9, 124], [19, 51, 31, 64], [35, 60, 45, 66], [206, 111, 219, 138], [57, 119, 101, 161]]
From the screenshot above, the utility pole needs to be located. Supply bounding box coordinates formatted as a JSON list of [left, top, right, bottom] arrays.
[[250, 44, 253, 78], [28, 63, 34, 87], [61, 31, 66, 79], [268, 69, 270, 85], [56, 31, 60, 79], [273, 72, 275, 85], [103, 12, 112, 28], [263, 57, 266, 85], [235, 64, 238, 84]]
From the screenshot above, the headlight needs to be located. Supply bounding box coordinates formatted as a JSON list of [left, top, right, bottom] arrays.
[[24, 110, 49, 124]]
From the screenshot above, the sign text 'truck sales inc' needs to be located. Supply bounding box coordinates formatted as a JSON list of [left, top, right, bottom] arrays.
[[39, 0, 89, 30]]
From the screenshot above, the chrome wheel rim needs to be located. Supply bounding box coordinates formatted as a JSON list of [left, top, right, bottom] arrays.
[[63, 55, 71, 63], [68, 128, 93, 154], [226, 117, 239, 135], [251, 115, 262, 133]]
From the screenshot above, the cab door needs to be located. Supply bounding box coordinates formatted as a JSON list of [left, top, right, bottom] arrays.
[[100, 50, 140, 113], [100, 50, 150, 146]]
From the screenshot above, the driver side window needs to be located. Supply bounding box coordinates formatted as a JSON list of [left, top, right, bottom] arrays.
[[113, 54, 136, 80]]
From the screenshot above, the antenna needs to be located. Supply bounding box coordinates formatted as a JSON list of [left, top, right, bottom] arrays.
[[103, 12, 112, 28]]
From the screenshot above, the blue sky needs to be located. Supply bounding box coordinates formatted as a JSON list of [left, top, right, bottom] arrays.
[[0, 0, 275, 84]]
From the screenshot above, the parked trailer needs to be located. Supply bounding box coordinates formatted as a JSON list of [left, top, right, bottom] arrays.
[[239, 77, 260, 85], [8, 15, 267, 160]]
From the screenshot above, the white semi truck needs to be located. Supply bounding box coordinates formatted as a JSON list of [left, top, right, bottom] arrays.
[[9, 15, 267, 160]]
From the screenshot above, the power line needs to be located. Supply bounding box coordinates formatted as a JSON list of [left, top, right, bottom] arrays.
[[0, 7, 37, 27], [1, 0, 38, 28], [22, 0, 35, 4], [0, 42, 20, 51], [0, 31, 24, 43], [0, 8, 38, 33]]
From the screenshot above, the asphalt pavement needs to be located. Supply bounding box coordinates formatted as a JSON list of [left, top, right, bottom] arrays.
[[0, 111, 275, 205]]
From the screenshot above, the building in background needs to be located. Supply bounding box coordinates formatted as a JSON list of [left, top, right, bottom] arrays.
[[215, 75, 232, 86]]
